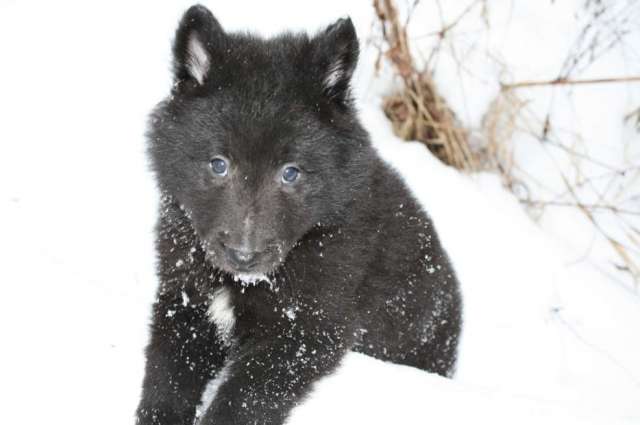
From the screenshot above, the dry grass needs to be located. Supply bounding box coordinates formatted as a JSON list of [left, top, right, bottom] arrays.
[[479, 90, 527, 186], [373, 0, 476, 171], [371, 0, 640, 287]]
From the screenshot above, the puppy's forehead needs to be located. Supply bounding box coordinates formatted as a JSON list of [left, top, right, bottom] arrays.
[[224, 34, 310, 76], [215, 105, 301, 161], [209, 36, 315, 103]]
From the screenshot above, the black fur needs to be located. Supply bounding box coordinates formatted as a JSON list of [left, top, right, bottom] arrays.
[[136, 5, 462, 425]]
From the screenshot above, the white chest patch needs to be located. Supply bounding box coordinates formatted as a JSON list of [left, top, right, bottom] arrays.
[[207, 287, 235, 345]]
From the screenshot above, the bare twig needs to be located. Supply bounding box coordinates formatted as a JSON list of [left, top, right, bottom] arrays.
[[520, 199, 640, 217], [501, 75, 640, 91], [371, 0, 640, 287]]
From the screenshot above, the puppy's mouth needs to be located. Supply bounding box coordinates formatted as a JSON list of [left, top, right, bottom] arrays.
[[205, 241, 284, 286]]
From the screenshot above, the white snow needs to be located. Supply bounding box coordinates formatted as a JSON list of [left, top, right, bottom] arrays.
[[283, 305, 299, 321], [181, 289, 190, 306], [0, 1, 638, 425], [287, 352, 635, 425], [233, 273, 271, 285]]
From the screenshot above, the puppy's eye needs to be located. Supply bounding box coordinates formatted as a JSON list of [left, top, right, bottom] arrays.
[[210, 157, 228, 176], [282, 166, 300, 183]]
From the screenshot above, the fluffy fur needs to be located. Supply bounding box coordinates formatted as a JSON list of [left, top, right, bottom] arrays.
[[136, 5, 462, 425]]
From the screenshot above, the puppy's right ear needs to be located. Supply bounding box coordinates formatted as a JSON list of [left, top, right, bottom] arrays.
[[172, 5, 224, 87]]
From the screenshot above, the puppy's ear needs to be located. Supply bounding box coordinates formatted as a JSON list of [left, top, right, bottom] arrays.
[[172, 5, 224, 86], [313, 17, 359, 104]]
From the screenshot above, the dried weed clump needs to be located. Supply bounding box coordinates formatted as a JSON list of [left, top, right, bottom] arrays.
[[372, 0, 640, 286], [374, 0, 476, 171]]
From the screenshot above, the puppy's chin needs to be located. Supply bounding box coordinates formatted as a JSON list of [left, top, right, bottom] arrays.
[[226, 267, 276, 291], [205, 250, 277, 287], [231, 272, 273, 286]]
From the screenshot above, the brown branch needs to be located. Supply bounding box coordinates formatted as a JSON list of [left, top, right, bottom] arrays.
[[501, 75, 640, 91], [520, 199, 640, 217], [436, 0, 483, 39], [553, 156, 640, 284]]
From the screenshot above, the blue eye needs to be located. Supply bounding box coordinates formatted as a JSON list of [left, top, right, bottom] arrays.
[[282, 166, 300, 183], [210, 157, 228, 176]]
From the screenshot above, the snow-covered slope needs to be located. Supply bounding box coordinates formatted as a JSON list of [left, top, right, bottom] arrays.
[[0, 1, 638, 424], [287, 106, 640, 424]]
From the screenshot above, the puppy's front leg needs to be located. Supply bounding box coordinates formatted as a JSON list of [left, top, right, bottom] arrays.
[[136, 287, 226, 425], [200, 323, 350, 425]]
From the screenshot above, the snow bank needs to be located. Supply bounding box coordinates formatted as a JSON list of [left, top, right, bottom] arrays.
[[288, 352, 634, 425]]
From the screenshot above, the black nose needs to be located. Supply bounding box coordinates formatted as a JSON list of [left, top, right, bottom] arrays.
[[225, 246, 260, 268]]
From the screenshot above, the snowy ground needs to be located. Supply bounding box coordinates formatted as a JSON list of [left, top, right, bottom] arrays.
[[0, 1, 638, 424]]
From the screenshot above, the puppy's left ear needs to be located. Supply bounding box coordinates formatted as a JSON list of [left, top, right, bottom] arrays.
[[172, 5, 224, 87], [313, 17, 359, 104]]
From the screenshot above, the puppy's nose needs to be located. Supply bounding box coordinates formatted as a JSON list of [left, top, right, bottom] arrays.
[[225, 247, 259, 267]]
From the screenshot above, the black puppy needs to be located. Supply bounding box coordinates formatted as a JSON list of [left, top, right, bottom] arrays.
[[136, 5, 462, 425]]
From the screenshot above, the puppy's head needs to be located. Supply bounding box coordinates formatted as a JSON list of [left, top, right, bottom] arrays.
[[149, 5, 369, 280]]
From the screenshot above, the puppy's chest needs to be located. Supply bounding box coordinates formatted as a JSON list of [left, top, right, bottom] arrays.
[[206, 286, 300, 345]]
